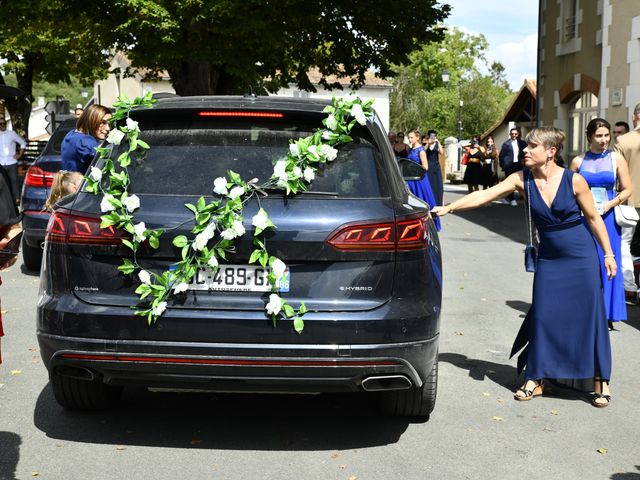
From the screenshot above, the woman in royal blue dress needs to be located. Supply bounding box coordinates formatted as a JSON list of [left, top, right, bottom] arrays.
[[61, 104, 112, 174], [406, 129, 440, 231], [570, 118, 632, 331], [433, 127, 616, 408]]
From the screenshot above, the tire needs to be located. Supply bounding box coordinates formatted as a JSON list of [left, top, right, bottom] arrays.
[[21, 237, 43, 271], [51, 373, 122, 410], [379, 360, 438, 418]]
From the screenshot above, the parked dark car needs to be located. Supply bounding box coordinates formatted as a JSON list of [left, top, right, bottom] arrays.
[[20, 118, 76, 270], [37, 96, 442, 417]]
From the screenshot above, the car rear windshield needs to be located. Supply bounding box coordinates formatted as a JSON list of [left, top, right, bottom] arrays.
[[113, 124, 386, 198]]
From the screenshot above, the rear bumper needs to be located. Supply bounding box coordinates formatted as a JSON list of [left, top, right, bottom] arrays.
[[37, 332, 439, 393]]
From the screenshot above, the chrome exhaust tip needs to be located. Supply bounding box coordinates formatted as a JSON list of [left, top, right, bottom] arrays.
[[361, 375, 412, 392], [55, 366, 96, 382]]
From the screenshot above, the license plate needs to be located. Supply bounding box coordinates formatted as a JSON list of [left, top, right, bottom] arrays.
[[186, 264, 290, 292]]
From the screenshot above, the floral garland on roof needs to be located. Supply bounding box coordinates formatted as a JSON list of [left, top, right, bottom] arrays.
[[84, 91, 374, 332]]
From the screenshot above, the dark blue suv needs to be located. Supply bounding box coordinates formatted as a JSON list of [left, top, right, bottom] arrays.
[[20, 118, 76, 270], [37, 96, 442, 417]]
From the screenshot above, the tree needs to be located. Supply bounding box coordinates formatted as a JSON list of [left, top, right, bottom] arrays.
[[0, 0, 114, 136], [390, 28, 513, 141], [107, 0, 451, 95]]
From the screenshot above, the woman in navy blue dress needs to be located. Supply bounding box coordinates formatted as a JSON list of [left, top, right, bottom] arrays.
[[406, 129, 440, 231], [570, 118, 632, 331], [433, 127, 616, 408], [61, 104, 112, 174]]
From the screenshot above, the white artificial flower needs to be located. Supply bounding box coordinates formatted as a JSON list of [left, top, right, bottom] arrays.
[[252, 208, 270, 230], [350, 103, 368, 125], [152, 301, 167, 316], [231, 219, 245, 237], [207, 255, 219, 268], [100, 194, 117, 212], [289, 143, 300, 157], [220, 228, 237, 240], [213, 177, 228, 196], [265, 293, 283, 316], [271, 258, 287, 279], [192, 222, 217, 251], [326, 114, 338, 131], [173, 282, 189, 294], [228, 186, 245, 200], [133, 222, 147, 242], [123, 194, 141, 213], [321, 130, 333, 141], [273, 160, 287, 178], [293, 166, 302, 178], [343, 93, 358, 103], [88, 166, 103, 181], [126, 118, 139, 132], [107, 129, 126, 145], [138, 269, 151, 285], [320, 144, 338, 162], [307, 144, 320, 160], [303, 167, 315, 182]]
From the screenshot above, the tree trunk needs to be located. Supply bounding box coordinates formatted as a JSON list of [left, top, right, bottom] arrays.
[[167, 62, 247, 96], [0, 59, 33, 139]]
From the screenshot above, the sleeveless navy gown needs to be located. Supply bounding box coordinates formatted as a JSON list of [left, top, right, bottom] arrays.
[[513, 169, 611, 381]]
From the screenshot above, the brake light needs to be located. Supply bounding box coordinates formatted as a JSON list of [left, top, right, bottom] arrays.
[[46, 210, 125, 245], [198, 111, 285, 118], [24, 166, 56, 187], [327, 214, 430, 251]]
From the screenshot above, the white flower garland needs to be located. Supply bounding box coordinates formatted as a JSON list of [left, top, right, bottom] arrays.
[[85, 92, 374, 332]]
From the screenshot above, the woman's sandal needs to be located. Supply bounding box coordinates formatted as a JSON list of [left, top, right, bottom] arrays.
[[514, 380, 544, 401], [592, 378, 611, 408]]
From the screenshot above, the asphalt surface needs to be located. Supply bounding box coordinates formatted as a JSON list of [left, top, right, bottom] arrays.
[[0, 184, 639, 480]]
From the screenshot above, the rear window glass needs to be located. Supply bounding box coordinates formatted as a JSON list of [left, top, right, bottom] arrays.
[[43, 121, 75, 155], [113, 127, 385, 198]]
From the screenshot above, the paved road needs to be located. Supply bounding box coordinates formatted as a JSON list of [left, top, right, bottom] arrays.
[[1, 185, 639, 480]]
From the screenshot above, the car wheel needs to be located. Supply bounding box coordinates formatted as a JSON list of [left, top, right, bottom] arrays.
[[379, 360, 438, 418], [21, 237, 42, 271], [51, 373, 122, 410]]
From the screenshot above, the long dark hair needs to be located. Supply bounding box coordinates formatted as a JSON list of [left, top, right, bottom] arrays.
[[585, 118, 611, 142]]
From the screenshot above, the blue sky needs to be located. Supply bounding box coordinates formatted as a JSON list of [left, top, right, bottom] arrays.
[[442, 0, 539, 90]]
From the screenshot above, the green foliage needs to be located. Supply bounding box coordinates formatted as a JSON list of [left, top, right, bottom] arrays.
[[106, 0, 450, 95], [390, 28, 514, 140]]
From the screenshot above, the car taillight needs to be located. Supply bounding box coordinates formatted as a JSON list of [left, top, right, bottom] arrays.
[[327, 214, 430, 251], [24, 166, 56, 187], [46, 210, 124, 245]]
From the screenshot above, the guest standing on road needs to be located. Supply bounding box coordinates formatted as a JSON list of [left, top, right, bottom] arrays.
[[0, 118, 26, 204], [462, 135, 485, 193], [406, 129, 440, 231], [433, 127, 615, 408], [482, 135, 499, 189], [570, 118, 632, 330], [425, 130, 444, 205], [61, 104, 111, 174], [615, 103, 640, 303], [499, 128, 527, 206], [393, 131, 410, 159]]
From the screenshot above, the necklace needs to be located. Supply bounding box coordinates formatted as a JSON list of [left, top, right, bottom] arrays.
[[534, 170, 563, 190]]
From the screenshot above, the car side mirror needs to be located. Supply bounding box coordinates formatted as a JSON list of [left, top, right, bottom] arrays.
[[398, 158, 426, 181]]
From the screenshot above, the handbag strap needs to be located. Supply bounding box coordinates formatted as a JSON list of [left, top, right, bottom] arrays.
[[526, 169, 534, 244]]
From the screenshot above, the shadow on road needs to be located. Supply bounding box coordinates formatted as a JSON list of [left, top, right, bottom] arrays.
[[610, 465, 640, 479], [438, 352, 518, 392], [444, 187, 528, 245], [0, 431, 21, 480], [33, 384, 412, 450], [505, 300, 530, 316]]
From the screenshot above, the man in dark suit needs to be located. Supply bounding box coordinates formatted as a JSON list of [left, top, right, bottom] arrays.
[[499, 128, 527, 205]]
